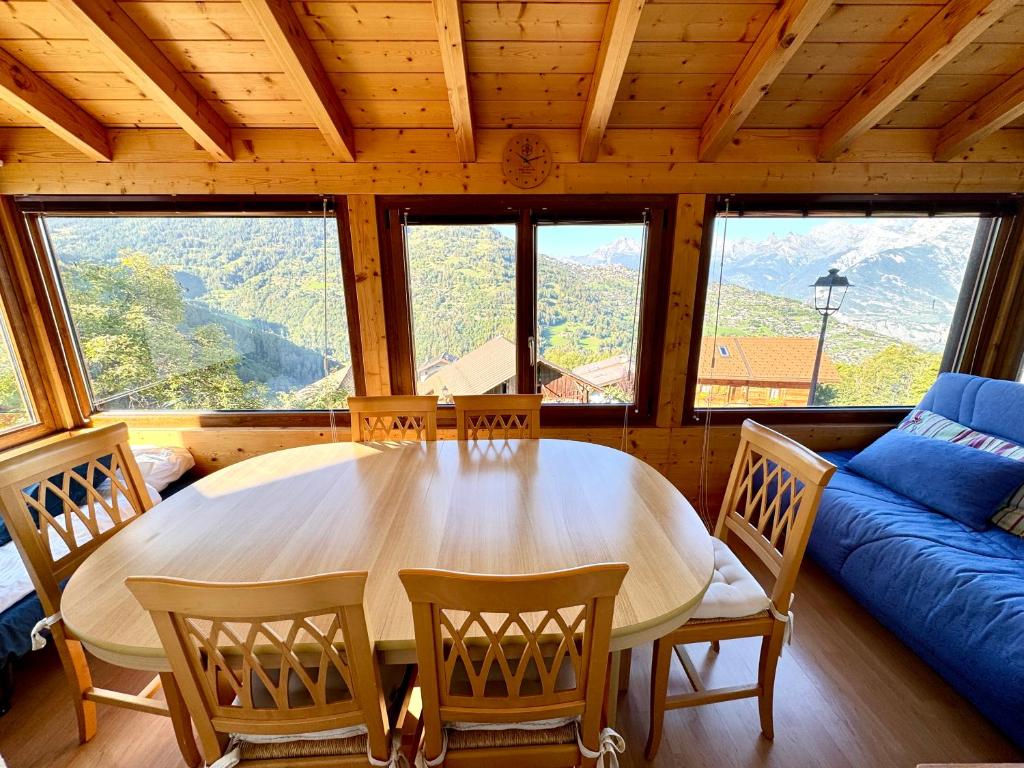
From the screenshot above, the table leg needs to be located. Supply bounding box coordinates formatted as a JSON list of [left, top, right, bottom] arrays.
[[606, 651, 621, 727], [618, 648, 632, 694]]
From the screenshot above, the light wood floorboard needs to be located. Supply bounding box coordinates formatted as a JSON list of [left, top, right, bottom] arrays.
[[0, 562, 1021, 767]]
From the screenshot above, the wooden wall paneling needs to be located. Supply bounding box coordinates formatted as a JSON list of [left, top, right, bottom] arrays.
[[3, 157, 1024, 194], [45, 0, 234, 160], [431, 0, 475, 161], [240, 0, 356, 160], [579, 0, 647, 161], [0, 48, 111, 160], [698, 0, 834, 161], [345, 195, 391, 396], [656, 195, 705, 428], [935, 68, 1024, 160], [817, 0, 1019, 160]]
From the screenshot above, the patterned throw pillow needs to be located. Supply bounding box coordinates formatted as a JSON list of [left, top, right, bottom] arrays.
[[898, 409, 1024, 536]]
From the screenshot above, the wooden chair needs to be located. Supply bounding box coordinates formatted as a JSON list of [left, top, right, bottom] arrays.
[[127, 571, 410, 768], [400, 564, 628, 768], [0, 423, 200, 766], [349, 396, 439, 442], [645, 420, 836, 758], [453, 394, 542, 440]]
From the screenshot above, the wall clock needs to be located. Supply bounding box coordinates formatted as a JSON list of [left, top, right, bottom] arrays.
[[502, 134, 552, 189]]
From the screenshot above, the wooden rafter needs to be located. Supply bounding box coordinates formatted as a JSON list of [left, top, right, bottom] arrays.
[[47, 0, 234, 161], [240, 0, 355, 161], [817, 0, 1017, 161], [431, 0, 474, 162], [0, 48, 110, 161], [579, 0, 647, 162], [935, 68, 1024, 161], [698, 0, 833, 162]]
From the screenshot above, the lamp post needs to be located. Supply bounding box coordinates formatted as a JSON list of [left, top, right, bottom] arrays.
[[807, 267, 852, 406]]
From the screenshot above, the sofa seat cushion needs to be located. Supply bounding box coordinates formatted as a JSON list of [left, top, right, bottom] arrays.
[[692, 538, 771, 620], [809, 450, 1024, 748]]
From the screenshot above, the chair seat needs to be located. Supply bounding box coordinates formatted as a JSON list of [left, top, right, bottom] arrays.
[[691, 538, 771, 620], [239, 732, 368, 760], [446, 722, 577, 751]]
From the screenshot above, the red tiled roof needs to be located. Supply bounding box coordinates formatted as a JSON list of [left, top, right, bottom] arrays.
[[697, 337, 840, 386]]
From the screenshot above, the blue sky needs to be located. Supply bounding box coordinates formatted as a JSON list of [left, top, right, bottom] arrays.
[[537, 223, 645, 259]]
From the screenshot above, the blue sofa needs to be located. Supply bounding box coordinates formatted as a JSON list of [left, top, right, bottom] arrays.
[[808, 373, 1024, 748]]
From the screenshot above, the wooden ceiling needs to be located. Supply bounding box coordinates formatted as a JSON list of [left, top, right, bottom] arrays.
[[0, 0, 1021, 168]]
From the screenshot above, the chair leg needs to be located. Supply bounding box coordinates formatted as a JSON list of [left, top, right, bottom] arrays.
[[644, 636, 674, 761], [757, 622, 786, 741], [52, 626, 96, 744], [709, 640, 720, 654], [160, 673, 202, 768]]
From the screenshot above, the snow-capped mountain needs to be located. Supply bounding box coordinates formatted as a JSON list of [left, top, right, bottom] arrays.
[[717, 218, 977, 351], [566, 218, 977, 352]]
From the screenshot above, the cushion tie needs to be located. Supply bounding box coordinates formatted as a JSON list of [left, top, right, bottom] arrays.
[[416, 731, 448, 768], [31, 611, 61, 651], [577, 727, 626, 768], [768, 601, 794, 649]]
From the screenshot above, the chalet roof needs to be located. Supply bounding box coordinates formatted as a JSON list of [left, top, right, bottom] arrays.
[[573, 354, 632, 388], [697, 337, 840, 386], [420, 337, 517, 397], [0, 0, 1020, 175]]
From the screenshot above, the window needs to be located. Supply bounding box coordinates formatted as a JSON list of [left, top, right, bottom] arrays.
[[385, 198, 670, 421], [536, 223, 645, 404], [0, 313, 34, 431], [407, 224, 518, 397], [40, 210, 352, 412], [694, 204, 998, 411]]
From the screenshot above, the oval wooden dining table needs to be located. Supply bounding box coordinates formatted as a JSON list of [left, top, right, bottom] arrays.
[[61, 438, 714, 718]]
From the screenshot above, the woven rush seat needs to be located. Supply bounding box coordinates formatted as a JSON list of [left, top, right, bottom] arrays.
[[685, 610, 771, 626], [446, 723, 577, 751], [240, 732, 368, 760]]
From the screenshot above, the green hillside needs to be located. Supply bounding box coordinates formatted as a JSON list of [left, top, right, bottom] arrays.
[[23, 218, 939, 412]]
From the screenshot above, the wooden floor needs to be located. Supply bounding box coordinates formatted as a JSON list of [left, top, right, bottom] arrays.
[[1, 562, 1021, 768]]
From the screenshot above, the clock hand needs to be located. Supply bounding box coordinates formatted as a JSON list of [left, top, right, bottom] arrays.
[[523, 155, 544, 163]]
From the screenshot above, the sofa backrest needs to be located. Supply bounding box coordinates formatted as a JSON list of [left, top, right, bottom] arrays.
[[918, 373, 1024, 446]]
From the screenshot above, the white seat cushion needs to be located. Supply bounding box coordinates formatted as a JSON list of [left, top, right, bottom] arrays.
[[692, 538, 771, 620]]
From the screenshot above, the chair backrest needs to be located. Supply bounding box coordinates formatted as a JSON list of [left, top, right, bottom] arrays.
[[127, 572, 392, 763], [0, 423, 152, 616], [715, 419, 836, 613], [400, 564, 627, 759], [453, 394, 542, 440], [348, 395, 438, 442]]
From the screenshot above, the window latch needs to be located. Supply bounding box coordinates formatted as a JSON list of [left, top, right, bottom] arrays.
[[527, 336, 537, 367]]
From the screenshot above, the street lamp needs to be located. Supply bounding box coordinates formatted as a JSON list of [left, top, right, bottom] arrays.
[[807, 267, 852, 406]]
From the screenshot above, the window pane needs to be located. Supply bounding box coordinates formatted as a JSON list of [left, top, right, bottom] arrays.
[[696, 216, 982, 409], [537, 223, 645, 404], [407, 224, 517, 400], [45, 215, 351, 411], [0, 316, 34, 430]]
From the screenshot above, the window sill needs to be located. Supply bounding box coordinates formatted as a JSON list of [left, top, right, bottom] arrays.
[[685, 406, 911, 427]]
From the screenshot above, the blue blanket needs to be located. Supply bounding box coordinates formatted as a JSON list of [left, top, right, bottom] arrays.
[[809, 450, 1024, 748]]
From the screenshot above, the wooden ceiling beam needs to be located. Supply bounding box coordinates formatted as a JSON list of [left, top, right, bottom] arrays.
[[432, 0, 474, 162], [579, 0, 647, 162], [0, 48, 110, 161], [817, 0, 1017, 161], [698, 0, 833, 162], [47, 0, 234, 161], [240, 0, 355, 161], [934, 68, 1024, 161]]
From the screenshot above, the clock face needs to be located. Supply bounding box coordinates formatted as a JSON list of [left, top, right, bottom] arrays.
[[502, 134, 552, 189]]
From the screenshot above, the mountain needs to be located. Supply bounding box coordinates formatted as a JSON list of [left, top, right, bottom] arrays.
[[559, 236, 644, 270], [716, 217, 977, 351]]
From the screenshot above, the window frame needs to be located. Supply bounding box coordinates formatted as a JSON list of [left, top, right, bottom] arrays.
[[19, 195, 363, 428], [683, 193, 1023, 427], [378, 195, 676, 427]]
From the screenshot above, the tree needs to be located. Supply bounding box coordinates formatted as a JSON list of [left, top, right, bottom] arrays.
[[833, 344, 940, 406], [63, 253, 267, 409]]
